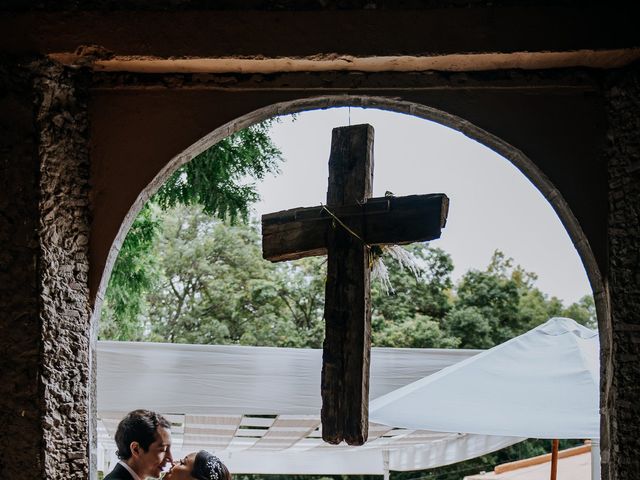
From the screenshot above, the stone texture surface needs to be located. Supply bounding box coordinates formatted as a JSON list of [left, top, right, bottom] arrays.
[[0, 58, 92, 479], [604, 64, 640, 480], [34, 61, 92, 480], [0, 56, 44, 480], [0, 11, 637, 477]]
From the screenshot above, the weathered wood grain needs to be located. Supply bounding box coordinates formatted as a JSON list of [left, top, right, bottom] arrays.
[[260, 123, 449, 446], [262, 194, 449, 262], [321, 124, 372, 445]]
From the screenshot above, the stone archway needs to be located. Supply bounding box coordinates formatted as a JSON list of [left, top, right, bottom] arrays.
[[3, 4, 640, 479], [7, 64, 639, 480], [91, 94, 607, 475], [95, 95, 604, 317]]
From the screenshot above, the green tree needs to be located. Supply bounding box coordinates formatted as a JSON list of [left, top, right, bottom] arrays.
[[371, 244, 458, 348], [99, 203, 160, 340], [144, 205, 259, 344], [562, 294, 596, 328], [445, 262, 522, 348], [444, 250, 596, 349], [372, 244, 453, 321], [154, 122, 281, 222], [141, 204, 326, 348], [372, 313, 460, 348], [99, 121, 282, 340], [441, 306, 493, 349], [248, 257, 326, 347]]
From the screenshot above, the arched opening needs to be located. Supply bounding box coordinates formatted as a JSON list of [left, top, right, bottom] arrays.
[[91, 96, 605, 478], [94, 95, 604, 323]]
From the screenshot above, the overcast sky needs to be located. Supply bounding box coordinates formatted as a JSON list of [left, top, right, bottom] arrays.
[[250, 108, 592, 305]]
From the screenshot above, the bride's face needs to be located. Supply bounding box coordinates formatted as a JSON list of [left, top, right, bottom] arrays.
[[164, 453, 196, 480]]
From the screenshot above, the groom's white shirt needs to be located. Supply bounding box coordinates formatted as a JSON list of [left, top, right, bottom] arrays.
[[119, 460, 142, 480]]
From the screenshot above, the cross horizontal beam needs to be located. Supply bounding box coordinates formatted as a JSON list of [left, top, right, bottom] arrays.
[[262, 193, 449, 262]]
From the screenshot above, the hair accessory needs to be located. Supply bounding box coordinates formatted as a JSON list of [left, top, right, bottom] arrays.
[[193, 450, 223, 480], [206, 456, 221, 480]]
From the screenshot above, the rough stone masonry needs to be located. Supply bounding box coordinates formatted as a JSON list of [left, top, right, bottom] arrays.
[[604, 63, 640, 480], [0, 58, 92, 479]]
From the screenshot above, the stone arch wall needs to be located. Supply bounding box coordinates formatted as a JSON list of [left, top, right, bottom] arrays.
[[3, 3, 640, 478], [90, 95, 608, 477], [83, 69, 618, 476], [95, 95, 603, 314], [602, 64, 640, 480], [5, 63, 637, 480], [1, 60, 93, 480]]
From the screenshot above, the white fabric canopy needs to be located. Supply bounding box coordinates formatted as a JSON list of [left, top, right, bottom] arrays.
[[97, 342, 522, 474], [97, 342, 478, 415], [370, 317, 599, 439]]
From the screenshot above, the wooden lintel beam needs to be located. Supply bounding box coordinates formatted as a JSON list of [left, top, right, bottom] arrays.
[[262, 193, 449, 262]]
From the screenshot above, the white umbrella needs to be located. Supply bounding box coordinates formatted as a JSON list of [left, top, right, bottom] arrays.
[[370, 317, 599, 440]]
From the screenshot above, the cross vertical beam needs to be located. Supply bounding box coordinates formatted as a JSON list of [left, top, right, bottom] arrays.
[[321, 124, 374, 445], [262, 123, 449, 445]]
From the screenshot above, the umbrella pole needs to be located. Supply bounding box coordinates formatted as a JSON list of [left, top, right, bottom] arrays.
[[550, 439, 559, 480]]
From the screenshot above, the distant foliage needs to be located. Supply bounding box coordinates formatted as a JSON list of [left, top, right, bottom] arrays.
[[102, 201, 596, 351], [135, 204, 326, 348], [154, 122, 281, 222], [99, 203, 160, 341], [99, 121, 282, 340]]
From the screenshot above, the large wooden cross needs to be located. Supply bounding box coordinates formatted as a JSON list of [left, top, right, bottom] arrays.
[[262, 124, 449, 445]]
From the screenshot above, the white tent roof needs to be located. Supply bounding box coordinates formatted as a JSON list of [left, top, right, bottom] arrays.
[[98, 342, 477, 415], [97, 342, 522, 474], [370, 317, 599, 440]]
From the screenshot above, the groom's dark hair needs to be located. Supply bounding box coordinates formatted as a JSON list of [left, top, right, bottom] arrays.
[[115, 409, 171, 460]]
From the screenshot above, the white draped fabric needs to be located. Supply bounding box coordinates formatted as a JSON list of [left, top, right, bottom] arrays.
[[370, 317, 599, 439], [97, 343, 523, 474], [98, 342, 479, 415]]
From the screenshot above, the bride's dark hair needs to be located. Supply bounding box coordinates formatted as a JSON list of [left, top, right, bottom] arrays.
[[192, 450, 231, 480]]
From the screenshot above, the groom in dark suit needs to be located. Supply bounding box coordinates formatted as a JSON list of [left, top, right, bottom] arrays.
[[104, 410, 173, 480]]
